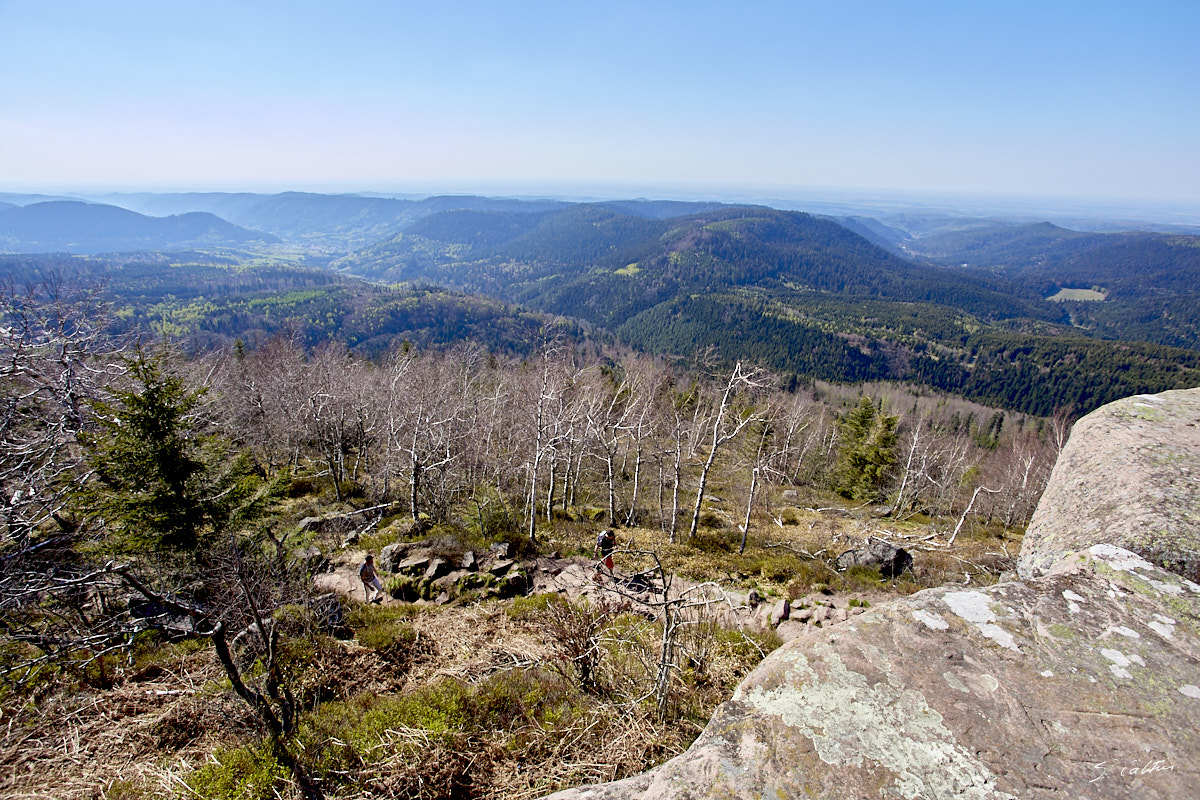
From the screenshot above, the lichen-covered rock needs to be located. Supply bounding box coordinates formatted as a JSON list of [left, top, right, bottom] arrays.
[[431, 569, 474, 593], [395, 554, 431, 576], [545, 549, 1200, 799], [1019, 388, 1200, 583], [488, 558, 516, 576], [423, 557, 451, 581], [541, 388, 1200, 800]]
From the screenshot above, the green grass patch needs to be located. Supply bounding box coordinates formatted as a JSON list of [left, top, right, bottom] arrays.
[[346, 603, 422, 654], [185, 741, 291, 800], [102, 777, 155, 800], [1047, 287, 1106, 302]]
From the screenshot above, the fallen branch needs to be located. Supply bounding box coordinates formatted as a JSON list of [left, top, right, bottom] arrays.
[[763, 542, 826, 559]]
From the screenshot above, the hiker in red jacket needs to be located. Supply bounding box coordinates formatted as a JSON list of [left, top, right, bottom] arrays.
[[593, 529, 616, 579]]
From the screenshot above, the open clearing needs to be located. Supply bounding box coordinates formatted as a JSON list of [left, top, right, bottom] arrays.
[[1046, 287, 1106, 301]]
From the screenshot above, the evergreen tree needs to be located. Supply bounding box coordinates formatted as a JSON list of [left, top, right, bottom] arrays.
[[833, 396, 898, 501], [82, 351, 212, 553], [81, 351, 274, 557]]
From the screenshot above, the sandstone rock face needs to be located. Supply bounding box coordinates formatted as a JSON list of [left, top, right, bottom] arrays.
[[377, 542, 406, 573], [1019, 388, 1200, 583], [542, 388, 1200, 800]]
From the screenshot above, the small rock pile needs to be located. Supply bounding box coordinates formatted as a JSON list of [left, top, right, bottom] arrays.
[[376, 540, 530, 604], [747, 593, 871, 639]]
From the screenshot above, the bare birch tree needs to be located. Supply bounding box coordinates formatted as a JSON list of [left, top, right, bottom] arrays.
[[0, 277, 120, 541], [688, 362, 768, 541]]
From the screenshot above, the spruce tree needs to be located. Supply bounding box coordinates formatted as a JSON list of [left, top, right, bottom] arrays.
[[834, 396, 898, 501], [81, 351, 211, 553]]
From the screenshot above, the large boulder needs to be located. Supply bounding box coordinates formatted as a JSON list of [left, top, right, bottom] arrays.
[[542, 388, 1200, 800], [835, 537, 913, 578], [377, 542, 409, 573], [1019, 389, 1200, 583]]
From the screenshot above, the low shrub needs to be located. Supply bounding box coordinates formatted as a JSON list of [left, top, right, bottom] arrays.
[[778, 507, 804, 525], [347, 603, 423, 658], [286, 474, 324, 498], [102, 778, 153, 800], [690, 527, 740, 554], [506, 592, 563, 621], [490, 525, 538, 559], [185, 741, 291, 800], [297, 681, 473, 780]]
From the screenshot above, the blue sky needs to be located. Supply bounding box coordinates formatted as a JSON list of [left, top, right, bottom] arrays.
[[1, 0, 1196, 205]]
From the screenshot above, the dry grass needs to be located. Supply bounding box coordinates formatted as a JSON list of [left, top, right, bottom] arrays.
[[0, 646, 256, 800], [0, 598, 710, 799], [274, 600, 708, 800], [0, 487, 1022, 800]]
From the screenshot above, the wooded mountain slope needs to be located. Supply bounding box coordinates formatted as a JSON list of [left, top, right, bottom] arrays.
[[333, 205, 1200, 416], [4, 192, 1198, 416]]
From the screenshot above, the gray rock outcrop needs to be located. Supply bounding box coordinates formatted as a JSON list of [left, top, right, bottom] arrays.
[[377, 540, 530, 602], [1019, 389, 1200, 583], [542, 388, 1200, 800], [835, 537, 913, 577]]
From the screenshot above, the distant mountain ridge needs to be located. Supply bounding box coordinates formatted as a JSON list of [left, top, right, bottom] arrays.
[[90, 192, 574, 249], [900, 221, 1119, 267], [893, 220, 1200, 284], [0, 201, 278, 254], [89, 192, 729, 250]]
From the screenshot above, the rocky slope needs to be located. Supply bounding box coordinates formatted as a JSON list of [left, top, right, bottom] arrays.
[[542, 388, 1200, 800]]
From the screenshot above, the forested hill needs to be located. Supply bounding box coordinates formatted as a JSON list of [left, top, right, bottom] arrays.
[[88, 192, 573, 249], [897, 220, 1200, 293], [5, 193, 1197, 417], [337, 205, 1046, 325], [0, 201, 278, 254], [0, 252, 568, 358], [333, 204, 1200, 416], [898, 221, 1101, 267]]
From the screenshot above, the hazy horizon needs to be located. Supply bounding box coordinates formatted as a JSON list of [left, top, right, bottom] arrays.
[[4, 181, 1198, 229], [2, 1, 1197, 209]]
